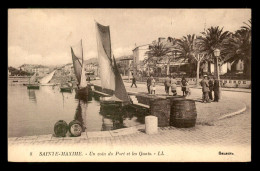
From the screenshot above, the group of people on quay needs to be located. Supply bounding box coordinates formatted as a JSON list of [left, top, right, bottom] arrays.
[[200, 75, 220, 103], [131, 74, 220, 103], [145, 75, 191, 97]]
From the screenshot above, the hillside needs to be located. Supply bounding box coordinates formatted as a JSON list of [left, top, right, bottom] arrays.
[[8, 66, 32, 76]]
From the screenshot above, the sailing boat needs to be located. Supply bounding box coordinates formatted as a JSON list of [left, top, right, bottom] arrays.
[[70, 40, 88, 97], [95, 22, 131, 106], [27, 72, 40, 89], [39, 70, 57, 86]]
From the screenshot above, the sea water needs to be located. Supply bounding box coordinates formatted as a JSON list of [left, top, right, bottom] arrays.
[[8, 84, 145, 137]]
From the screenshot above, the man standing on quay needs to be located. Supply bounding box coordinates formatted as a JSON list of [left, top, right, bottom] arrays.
[[131, 73, 137, 88], [164, 75, 171, 95], [147, 75, 152, 94], [200, 75, 210, 103]]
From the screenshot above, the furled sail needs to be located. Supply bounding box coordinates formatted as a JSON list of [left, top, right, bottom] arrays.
[[96, 22, 115, 90], [96, 22, 131, 104], [29, 72, 37, 84], [39, 70, 56, 84], [71, 46, 83, 84]]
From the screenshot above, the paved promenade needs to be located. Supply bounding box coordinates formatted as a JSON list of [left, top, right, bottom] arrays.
[[97, 80, 247, 125], [8, 80, 251, 162]]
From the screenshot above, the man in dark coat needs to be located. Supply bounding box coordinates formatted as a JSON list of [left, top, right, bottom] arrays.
[[87, 76, 91, 83], [131, 74, 137, 88], [208, 76, 214, 100], [213, 76, 220, 102], [147, 75, 152, 94], [200, 75, 210, 103], [181, 76, 188, 96]]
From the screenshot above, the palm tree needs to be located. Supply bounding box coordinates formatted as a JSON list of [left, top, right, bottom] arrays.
[[175, 34, 208, 86], [222, 19, 251, 79], [145, 41, 172, 76], [197, 26, 231, 79]]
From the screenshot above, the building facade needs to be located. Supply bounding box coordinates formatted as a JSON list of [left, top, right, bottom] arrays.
[[85, 63, 99, 76], [132, 44, 150, 74], [116, 55, 133, 76]]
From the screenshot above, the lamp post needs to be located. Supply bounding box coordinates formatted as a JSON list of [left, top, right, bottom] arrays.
[[213, 49, 220, 80], [213, 48, 221, 100]]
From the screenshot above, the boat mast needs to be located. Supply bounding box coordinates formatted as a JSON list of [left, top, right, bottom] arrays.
[[81, 39, 84, 67], [81, 39, 84, 86]]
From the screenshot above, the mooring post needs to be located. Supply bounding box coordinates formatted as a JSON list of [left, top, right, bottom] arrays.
[[145, 116, 158, 134]]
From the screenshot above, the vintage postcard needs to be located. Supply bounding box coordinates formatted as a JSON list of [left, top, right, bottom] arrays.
[[8, 8, 251, 162]]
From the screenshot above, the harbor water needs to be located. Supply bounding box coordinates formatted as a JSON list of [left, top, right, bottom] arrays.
[[8, 84, 146, 137]]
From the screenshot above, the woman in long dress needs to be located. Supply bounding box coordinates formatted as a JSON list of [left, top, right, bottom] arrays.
[[151, 77, 156, 94]]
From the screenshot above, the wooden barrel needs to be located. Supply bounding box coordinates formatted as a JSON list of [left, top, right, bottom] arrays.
[[170, 99, 197, 128], [68, 120, 83, 137], [54, 120, 68, 137], [149, 99, 171, 127]]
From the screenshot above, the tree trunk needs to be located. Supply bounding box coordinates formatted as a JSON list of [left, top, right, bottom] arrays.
[[167, 62, 170, 76], [190, 63, 193, 77], [166, 56, 170, 76], [214, 58, 218, 78], [196, 60, 200, 86], [216, 58, 220, 81], [128, 62, 131, 82], [208, 61, 211, 73]]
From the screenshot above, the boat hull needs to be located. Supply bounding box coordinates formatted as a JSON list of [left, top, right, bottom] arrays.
[[74, 87, 89, 100], [27, 84, 40, 89], [75, 87, 88, 95], [100, 99, 122, 112], [60, 87, 72, 93]]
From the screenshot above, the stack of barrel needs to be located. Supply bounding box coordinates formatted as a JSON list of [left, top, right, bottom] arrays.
[[54, 120, 83, 137], [167, 96, 197, 128]]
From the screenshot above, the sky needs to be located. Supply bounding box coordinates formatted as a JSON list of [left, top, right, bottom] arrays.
[[8, 9, 251, 68]]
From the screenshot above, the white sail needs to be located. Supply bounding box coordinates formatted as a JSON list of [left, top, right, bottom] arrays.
[[80, 61, 88, 87], [80, 40, 88, 88], [71, 47, 82, 84], [95, 22, 131, 105], [72, 41, 83, 60], [29, 72, 37, 84], [95, 23, 115, 90], [39, 70, 56, 84]]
